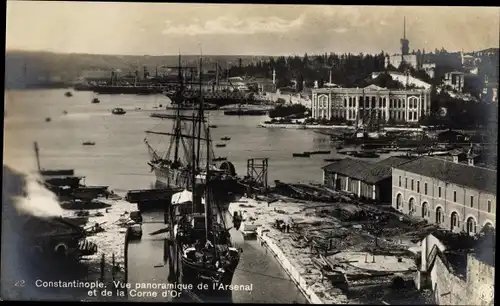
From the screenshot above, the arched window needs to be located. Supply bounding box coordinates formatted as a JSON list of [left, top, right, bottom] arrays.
[[344, 98, 347, 107], [318, 95, 328, 108], [436, 207, 443, 224], [396, 194, 402, 210], [450, 212, 459, 229], [467, 217, 477, 234], [421, 202, 428, 218], [408, 198, 415, 215]]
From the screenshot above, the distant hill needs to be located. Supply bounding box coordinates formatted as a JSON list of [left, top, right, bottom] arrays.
[[4, 50, 276, 89]]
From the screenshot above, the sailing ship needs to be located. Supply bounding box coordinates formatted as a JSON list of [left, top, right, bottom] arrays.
[[144, 54, 243, 203], [148, 55, 241, 297]]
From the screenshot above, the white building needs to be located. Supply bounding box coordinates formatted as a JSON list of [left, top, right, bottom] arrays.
[[311, 84, 431, 123]]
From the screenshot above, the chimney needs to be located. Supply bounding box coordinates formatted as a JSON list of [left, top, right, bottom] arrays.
[[467, 143, 475, 166], [329, 69, 332, 84], [272, 69, 276, 85]]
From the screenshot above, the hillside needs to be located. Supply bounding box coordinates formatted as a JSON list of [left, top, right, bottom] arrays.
[[4, 50, 275, 89]]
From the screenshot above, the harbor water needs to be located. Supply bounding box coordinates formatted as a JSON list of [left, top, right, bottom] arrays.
[[3, 89, 335, 303], [4, 89, 340, 189]]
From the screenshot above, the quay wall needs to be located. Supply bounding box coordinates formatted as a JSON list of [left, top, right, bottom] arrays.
[[257, 123, 424, 132], [257, 230, 325, 304]]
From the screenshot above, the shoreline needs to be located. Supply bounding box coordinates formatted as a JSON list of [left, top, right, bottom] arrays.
[[257, 123, 424, 131]]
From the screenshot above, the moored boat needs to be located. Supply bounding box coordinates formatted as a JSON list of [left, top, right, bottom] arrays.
[[111, 108, 126, 115], [82, 141, 95, 146], [91, 98, 100, 104], [215, 144, 226, 148], [220, 137, 231, 141], [293, 152, 310, 158]]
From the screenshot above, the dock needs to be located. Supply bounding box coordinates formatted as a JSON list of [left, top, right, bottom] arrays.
[[125, 188, 182, 211]]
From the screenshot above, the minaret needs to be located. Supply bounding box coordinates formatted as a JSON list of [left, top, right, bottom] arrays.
[[401, 17, 410, 56], [272, 69, 276, 85]]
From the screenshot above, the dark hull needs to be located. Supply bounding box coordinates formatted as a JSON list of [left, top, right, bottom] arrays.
[[180, 257, 238, 296], [223, 110, 268, 116], [93, 86, 164, 95]]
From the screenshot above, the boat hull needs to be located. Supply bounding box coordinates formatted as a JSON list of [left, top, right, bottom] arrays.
[[179, 255, 239, 297]]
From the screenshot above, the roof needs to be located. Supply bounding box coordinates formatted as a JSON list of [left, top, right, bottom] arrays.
[[395, 156, 497, 194], [323, 156, 413, 184]]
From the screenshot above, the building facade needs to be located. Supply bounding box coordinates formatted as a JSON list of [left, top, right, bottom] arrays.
[[311, 85, 431, 124], [392, 156, 496, 235], [322, 157, 411, 203], [443, 71, 465, 92]]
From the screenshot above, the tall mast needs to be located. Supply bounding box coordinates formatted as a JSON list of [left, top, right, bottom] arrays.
[[34, 142, 41, 172], [191, 113, 197, 211], [173, 53, 182, 162], [196, 55, 204, 168], [205, 125, 211, 242]]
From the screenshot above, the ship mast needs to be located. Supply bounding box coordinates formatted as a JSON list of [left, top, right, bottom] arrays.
[[205, 125, 211, 242], [173, 53, 183, 163], [196, 56, 204, 169]]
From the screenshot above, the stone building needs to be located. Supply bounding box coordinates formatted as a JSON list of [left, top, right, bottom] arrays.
[[311, 84, 431, 124], [416, 231, 495, 305], [322, 156, 412, 203], [392, 156, 496, 234]]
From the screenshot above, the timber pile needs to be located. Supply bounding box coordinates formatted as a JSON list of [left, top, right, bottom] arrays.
[[273, 181, 339, 202]]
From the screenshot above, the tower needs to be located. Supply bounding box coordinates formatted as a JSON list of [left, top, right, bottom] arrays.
[[400, 17, 410, 56]]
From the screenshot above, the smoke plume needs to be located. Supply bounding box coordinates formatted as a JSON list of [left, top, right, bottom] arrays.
[[3, 165, 64, 218]]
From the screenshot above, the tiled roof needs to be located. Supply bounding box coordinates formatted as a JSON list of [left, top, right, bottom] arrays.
[[395, 156, 497, 194], [323, 156, 413, 184]]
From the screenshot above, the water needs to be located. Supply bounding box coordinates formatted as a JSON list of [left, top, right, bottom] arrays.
[[4, 89, 335, 190], [4, 89, 328, 303]]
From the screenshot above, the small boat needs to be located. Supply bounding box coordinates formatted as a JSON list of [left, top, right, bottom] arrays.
[[91, 98, 100, 103], [111, 108, 126, 115], [221, 137, 231, 141], [82, 141, 95, 146], [352, 151, 380, 158], [309, 150, 331, 155], [209, 125, 218, 128], [65, 92, 73, 97], [324, 158, 342, 162], [215, 143, 226, 148], [376, 149, 391, 154], [293, 152, 310, 158], [45, 117, 51, 122], [213, 157, 228, 162], [62, 110, 68, 115]]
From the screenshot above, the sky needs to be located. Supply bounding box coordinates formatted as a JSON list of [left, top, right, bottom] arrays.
[[6, 2, 500, 56]]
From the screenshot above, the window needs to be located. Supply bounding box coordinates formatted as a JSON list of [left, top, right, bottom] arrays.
[[438, 187, 442, 198], [417, 181, 420, 193], [398, 176, 401, 187], [487, 200, 492, 213], [424, 183, 428, 195], [470, 196, 474, 207], [409, 112, 413, 120], [405, 178, 408, 189], [411, 179, 414, 190], [453, 191, 457, 202]]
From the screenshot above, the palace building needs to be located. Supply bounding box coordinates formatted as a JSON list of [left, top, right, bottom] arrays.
[[311, 84, 431, 124]]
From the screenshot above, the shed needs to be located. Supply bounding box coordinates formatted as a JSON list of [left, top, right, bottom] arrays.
[[322, 156, 413, 202]]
